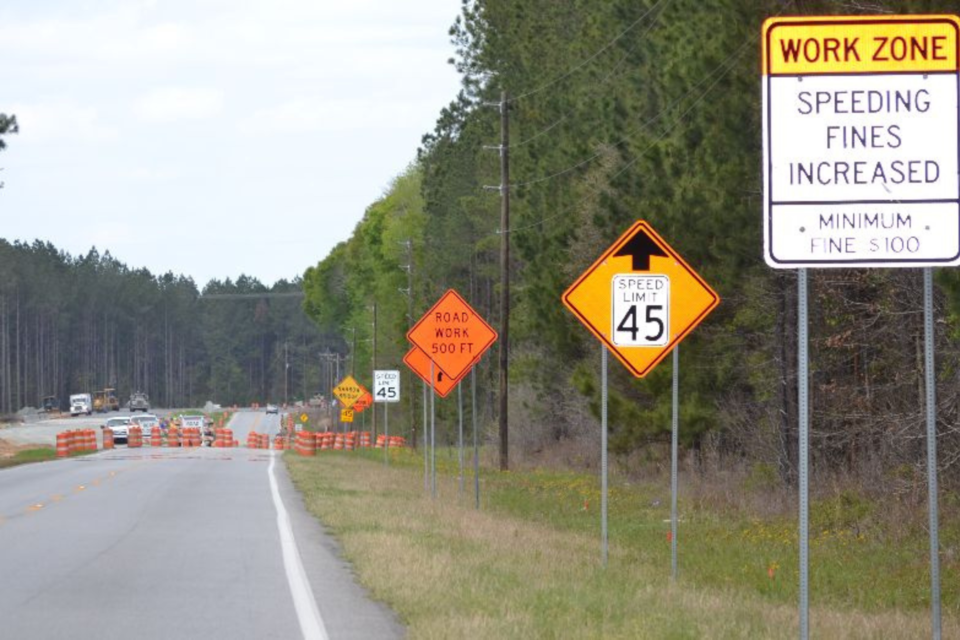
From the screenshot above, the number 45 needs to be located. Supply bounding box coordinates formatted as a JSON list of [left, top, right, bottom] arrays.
[[616, 304, 665, 344]]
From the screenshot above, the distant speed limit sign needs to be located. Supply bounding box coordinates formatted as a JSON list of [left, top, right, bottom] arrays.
[[374, 370, 400, 403]]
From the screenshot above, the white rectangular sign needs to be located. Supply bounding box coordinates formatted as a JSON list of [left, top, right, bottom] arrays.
[[762, 16, 960, 268], [373, 369, 400, 403]]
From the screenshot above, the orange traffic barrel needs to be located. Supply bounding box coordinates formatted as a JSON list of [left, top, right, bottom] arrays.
[[150, 427, 162, 447], [360, 432, 371, 448], [56, 432, 69, 458], [103, 427, 115, 450]]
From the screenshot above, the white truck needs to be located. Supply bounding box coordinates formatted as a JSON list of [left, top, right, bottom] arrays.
[[70, 393, 93, 416]]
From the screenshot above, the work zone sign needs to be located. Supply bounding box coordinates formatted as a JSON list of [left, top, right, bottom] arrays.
[[762, 15, 960, 267]]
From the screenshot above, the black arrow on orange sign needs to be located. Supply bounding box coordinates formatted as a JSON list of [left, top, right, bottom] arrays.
[[614, 227, 668, 271]]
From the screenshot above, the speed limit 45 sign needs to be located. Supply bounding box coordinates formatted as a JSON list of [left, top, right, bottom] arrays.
[[373, 370, 401, 403], [562, 220, 719, 377]]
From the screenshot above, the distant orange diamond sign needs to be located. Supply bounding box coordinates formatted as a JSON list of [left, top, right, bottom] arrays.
[[353, 391, 373, 413], [407, 289, 498, 381], [562, 220, 719, 377]]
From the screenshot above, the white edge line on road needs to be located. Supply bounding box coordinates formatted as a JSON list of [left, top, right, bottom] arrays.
[[269, 451, 329, 640]]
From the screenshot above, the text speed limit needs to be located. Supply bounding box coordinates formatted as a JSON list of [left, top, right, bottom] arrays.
[[611, 275, 669, 347]]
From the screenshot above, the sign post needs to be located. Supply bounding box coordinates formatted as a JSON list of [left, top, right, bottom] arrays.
[[762, 15, 959, 639], [406, 289, 498, 501], [374, 370, 401, 465], [563, 220, 719, 568]]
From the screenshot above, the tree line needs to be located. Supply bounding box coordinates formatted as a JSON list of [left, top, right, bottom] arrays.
[[0, 241, 333, 414], [302, 0, 960, 489]]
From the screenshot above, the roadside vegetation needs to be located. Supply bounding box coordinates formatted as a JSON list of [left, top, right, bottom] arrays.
[[287, 450, 957, 638], [0, 444, 98, 469]]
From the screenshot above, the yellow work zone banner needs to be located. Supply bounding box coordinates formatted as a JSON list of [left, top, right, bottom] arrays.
[[763, 16, 959, 75]]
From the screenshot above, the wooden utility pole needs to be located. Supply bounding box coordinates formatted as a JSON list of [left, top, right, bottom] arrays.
[[498, 90, 510, 471], [372, 301, 377, 440]]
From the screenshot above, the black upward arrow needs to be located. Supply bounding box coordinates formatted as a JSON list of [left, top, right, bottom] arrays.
[[614, 228, 667, 271]]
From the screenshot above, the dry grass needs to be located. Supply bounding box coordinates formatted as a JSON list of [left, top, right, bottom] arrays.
[[286, 452, 956, 639]]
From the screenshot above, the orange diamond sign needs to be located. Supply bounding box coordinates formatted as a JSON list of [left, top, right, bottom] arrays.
[[407, 289, 497, 381], [562, 220, 719, 377], [403, 345, 474, 398]]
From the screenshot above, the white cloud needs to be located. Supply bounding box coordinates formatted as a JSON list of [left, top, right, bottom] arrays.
[[134, 87, 224, 123]]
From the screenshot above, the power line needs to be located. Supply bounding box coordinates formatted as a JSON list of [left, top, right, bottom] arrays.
[[507, 0, 673, 104], [501, 32, 756, 192], [495, 31, 760, 235], [505, 0, 672, 150]]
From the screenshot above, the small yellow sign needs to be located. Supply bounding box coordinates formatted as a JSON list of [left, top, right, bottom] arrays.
[[340, 409, 354, 423], [333, 375, 366, 409], [763, 15, 959, 75], [299, 413, 309, 424]]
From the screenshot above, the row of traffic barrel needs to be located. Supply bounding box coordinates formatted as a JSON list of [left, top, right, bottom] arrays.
[[56, 429, 100, 457], [56, 426, 215, 456], [292, 431, 407, 456]]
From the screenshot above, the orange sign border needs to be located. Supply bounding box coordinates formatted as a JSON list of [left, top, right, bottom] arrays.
[[406, 289, 498, 381], [562, 220, 719, 378]]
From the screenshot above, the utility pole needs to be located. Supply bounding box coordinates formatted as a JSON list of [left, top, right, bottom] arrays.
[[497, 90, 511, 471], [372, 301, 378, 440], [284, 341, 289, 407], [400, 239, 416, 448]]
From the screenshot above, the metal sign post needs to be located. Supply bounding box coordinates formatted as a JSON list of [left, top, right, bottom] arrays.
[[422, 380, 428, 494], [924, 267, 942, 640], [458, 383, 464, 497], [601, 345, 609, 567], [798, 269, 810, 640], [473, 369, 480, 510], [430, 359, 437, 499], [384, 402, 389, 466], [671, 346, 679, 580]]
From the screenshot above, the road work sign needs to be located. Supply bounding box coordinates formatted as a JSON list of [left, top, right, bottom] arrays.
[[562, 220, 719, 377], [340, 409, 354, 423], [402, 346, 473, 398], [374, 370, 400, 403], [407, 289, 497, 381], [762, 15, 960, 267], [333, 375, 366, 409]]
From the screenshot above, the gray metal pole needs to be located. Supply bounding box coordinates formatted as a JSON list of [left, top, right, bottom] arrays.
[[458, 382, 464, 497], [473, 369, 479, 510], [799, 268, 809, 640], [423, 380, 428, 494], [601, 344, 608, 567], [384, 402, 389, 466], [430, 359, 437, 499], [924, 267, 942, 640], [671, 345, 679, 581]]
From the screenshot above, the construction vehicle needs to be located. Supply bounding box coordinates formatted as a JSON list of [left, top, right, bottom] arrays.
[[70, 393, 93, 416], [104, 387, 120, 411], [93, 390, 108, 413], [41, 396, 60, 414], [129, 391, 150, 412]]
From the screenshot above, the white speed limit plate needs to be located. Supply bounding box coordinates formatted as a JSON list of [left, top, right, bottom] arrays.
[[373, 370, 400, 403], [611, 275, 669, 347]]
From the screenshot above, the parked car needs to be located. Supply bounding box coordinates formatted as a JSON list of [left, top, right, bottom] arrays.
[[130, 414, 160, 435], [103, 416, 132, 444], [265, 404, 279, 414]]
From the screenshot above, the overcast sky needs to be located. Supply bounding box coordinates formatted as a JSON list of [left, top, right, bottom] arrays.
[[1, 0, 462, 287]]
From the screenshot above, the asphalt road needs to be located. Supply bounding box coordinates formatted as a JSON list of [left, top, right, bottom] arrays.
[[0, 410, 403, 640]]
